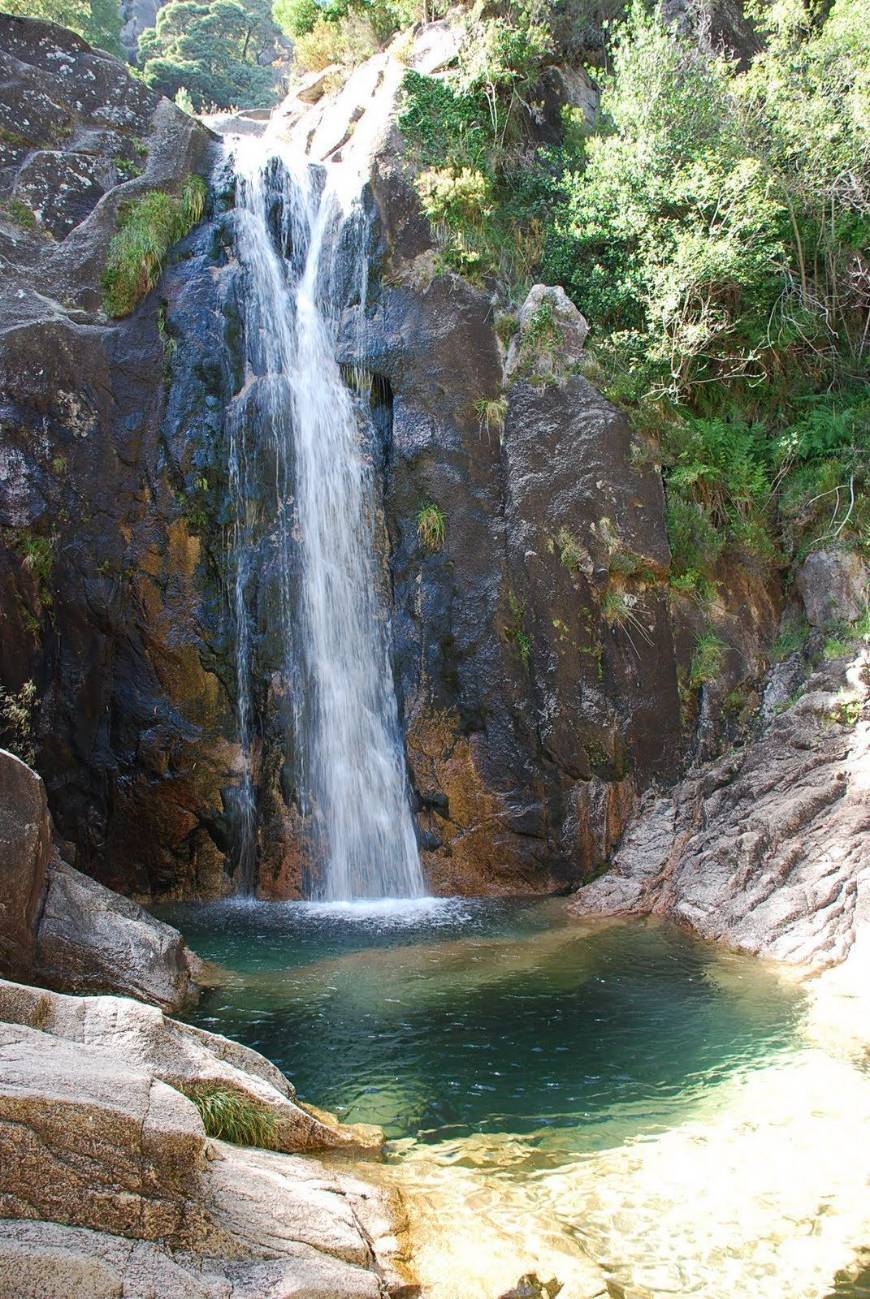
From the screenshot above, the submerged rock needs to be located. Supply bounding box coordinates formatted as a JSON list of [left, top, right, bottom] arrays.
[[573, 648, 869, 969]]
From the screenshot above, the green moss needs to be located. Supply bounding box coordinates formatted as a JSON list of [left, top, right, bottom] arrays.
[[504, 591, 531, 666], [102, 175, 207, 318], [1, 197, 38, 230], [0, 126, 29, 148], [178, 1084, 279, 1148]]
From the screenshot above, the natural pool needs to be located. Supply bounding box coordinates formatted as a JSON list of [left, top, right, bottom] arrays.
[[160, 898, 870, 1298]]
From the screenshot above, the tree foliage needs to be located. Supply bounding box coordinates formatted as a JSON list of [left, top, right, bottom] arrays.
[[138, 0, 285, 110], [400, 0, 868, 569], [4, 0, 122, 55]]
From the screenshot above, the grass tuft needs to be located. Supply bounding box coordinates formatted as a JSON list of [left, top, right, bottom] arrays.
[[102, 175, 207, 318], [601, 589, 653, 657], [689, 631, 727, 688], [474, 395, 507, 437], [179, 1084, 279, 1149], [557, 528, 584, 573], [417, 502, 446, 552]]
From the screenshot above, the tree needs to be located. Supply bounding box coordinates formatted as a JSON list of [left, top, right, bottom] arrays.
[[272, 0, 320, 36], [138, 0, 286, 110], [4, 0, 122, 55]]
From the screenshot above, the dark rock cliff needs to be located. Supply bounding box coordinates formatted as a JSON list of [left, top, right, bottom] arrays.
[[0, 18, 784, 900], [0, 16, 237, 899]]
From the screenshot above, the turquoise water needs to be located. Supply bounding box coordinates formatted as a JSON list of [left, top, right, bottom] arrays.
[[161, 897, 804, 1156]]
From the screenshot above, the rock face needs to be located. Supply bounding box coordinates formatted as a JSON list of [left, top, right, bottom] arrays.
[[156, 21, 779, 899], [0, 15, 785, 900], [0, 981, 416, 1297], [0, 748, 197, 1010], [573, 648, 869, 970], [0, 750, 50, 978], [0, 17, 246, 900], [796, 549, 868, 628]]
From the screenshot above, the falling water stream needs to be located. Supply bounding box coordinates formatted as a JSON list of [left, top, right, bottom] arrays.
[[227, 135, 424, 901], [162, 125, 870, 1299]]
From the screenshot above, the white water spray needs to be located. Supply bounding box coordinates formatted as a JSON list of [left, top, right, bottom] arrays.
[[228, 134, 424, 901]]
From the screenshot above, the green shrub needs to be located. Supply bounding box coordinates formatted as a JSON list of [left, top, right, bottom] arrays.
[[102, 176, 207, 318], [179, 1084, 279, 1148], [0, 680, 37, 766], [416, 166, 493, 228], [416, 502, 446, 551], [273, 0, 320, 36]]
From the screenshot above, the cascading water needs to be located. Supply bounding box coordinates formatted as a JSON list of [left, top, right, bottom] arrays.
[[227, 133, 425, 902]]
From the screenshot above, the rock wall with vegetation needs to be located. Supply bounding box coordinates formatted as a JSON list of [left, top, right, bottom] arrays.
[[0, 0, 866, 901], [0, 15, 240, 899]]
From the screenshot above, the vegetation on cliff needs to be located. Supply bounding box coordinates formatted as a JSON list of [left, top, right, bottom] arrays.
[[397, 0, 868, 585], [102, 175, 207, 315]]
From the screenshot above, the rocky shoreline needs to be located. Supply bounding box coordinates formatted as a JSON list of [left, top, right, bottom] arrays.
[[0, 745, 418, 1295], [573, 645, 869, 973], [0, 12, 867, 1298]]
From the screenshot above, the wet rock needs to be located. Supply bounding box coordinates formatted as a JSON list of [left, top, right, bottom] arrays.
[[796, 549, 868, 628], [0, 750, 50, 979], [574, 648, 870, 970]]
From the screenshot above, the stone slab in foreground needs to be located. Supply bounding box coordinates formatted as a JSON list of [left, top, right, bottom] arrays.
[[0, 980, 416, 1297]]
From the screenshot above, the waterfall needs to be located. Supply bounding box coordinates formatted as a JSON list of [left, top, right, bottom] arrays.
[[227, 134, 425, 902]]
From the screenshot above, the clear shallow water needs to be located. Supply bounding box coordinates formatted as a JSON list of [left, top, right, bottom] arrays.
[[160, 897, 804, 1156]]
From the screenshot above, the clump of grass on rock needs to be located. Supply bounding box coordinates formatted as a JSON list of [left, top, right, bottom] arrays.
[[179, 1083, 280, 1149], [417, 502, 446, 552], [102, 175, 207, 318]]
